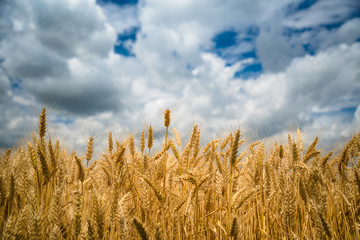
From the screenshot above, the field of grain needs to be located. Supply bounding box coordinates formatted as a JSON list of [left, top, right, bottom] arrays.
[[0, 108, 359, 239]]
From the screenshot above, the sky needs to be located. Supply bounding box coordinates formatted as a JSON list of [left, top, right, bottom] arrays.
[[0, 0, 360, 153]]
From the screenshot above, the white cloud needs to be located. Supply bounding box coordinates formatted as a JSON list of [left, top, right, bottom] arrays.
[[136, 0, 294, 68], [246, 42, 359, 122], [295, 17, 360, 54], [256, 19, 305, 72], [285, 43, 360, 109], [160, 42, 360, 142], [101, 3, 139, 33], [322, 18, 360, 49], [284, 0, 359, 29], [0, 0, 359, 151]]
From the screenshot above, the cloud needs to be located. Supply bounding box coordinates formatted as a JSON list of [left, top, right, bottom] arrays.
[[0, 0, 122, 115], [32, 0, 112, 58], [2, 38, 68, 79], [246, 43, 360, 133], [101, 2, 139, 33], [0, 69, 10, 102], [285, 43, 360, 111], [136, 0, 294, 68], [0, 98, 36, 148], [0, 0, 359, 152], [320, 17, 360, 49], [256, 0, 360, 72], [167, 42, 360, 143], [256, 19, 305, 72], [284, 0, 360, 29]]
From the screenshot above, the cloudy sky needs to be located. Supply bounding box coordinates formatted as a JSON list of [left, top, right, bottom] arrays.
[[0, 0, 360, 152]]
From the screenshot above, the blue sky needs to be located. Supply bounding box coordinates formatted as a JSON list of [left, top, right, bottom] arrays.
[[0, 0, 359, 151]]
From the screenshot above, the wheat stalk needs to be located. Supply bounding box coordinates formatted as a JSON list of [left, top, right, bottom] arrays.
[[0, 108, 359, 239]]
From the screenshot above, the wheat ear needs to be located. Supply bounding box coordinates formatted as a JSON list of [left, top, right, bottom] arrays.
[[39, 108, 46, 139]]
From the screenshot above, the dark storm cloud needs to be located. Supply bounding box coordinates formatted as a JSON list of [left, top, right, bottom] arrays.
[[32, 82, 123, 115], [0, 69, 10, 102], [34, 0, 109, 58], [0, 0, 119, 116]]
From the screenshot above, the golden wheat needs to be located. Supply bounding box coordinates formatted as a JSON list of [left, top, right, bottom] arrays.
[[0, 108, 359, 239]]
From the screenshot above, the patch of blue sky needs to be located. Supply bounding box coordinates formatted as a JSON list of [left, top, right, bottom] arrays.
[[216, 46, 257, 66], [282, 28, 317, 55], [284, 0, 360, 36], [234, 63, 263, 80], [311, 107, 357, 123], [282, 26, 313, 36], [321, 22, 346, 31], [211, 26, 258, 48], [209, 26, 263, 79], [186, 63, 193, 71], [11, 82, 19, 89], [243, 25, 260, 39], [296, 0, 318, 11], [212, 30, 237, 49], [117, 27, 139, 41], [9, 77, 22, 90], [302, 43, 316, 55], [240, 51, 257, 59], [283, 11, 360, 56], [114, 27, 139, 57], [317, 12, 360, 31], [211, 26, 260, 67], [96, 0, 138, 6], [114, 45, 135, 57], [52, 115, 74, 125], [284, 0, 318, 17], [342, 107, 357, 115]]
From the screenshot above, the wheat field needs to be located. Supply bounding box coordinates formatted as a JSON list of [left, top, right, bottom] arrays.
[[0, 108, 359, 239]]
